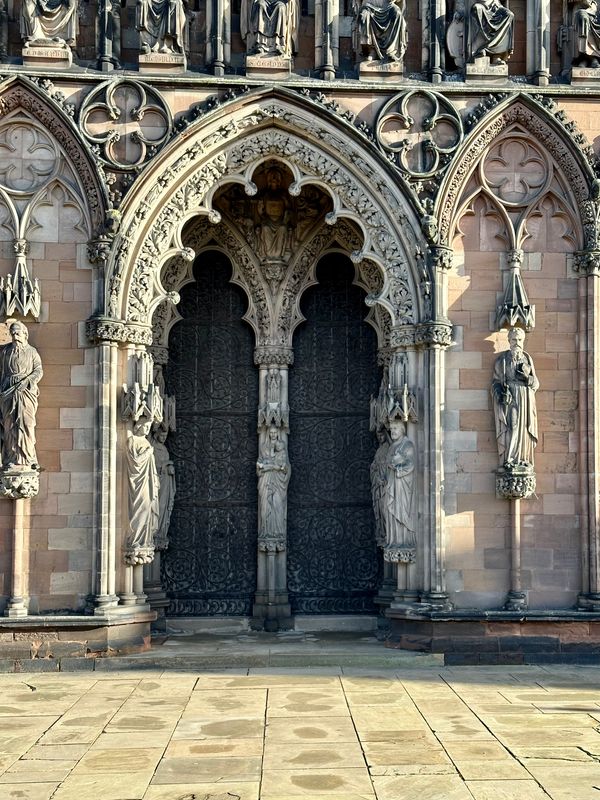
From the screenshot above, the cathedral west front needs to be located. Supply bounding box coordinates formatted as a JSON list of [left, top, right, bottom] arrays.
[[0, 0, 598, 664]]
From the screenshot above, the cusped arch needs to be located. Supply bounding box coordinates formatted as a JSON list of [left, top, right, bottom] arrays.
[[436, 94, 593, 249], [108, 88, 424, 333], [0, 77, 108, 231]]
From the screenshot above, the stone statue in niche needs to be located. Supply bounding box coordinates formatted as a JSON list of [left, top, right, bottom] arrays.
[[446, 0, 466, 69], [491, 327, 539, 468], [151, 423, 175, 551], [136, 0, 191, 54], [0, 322, 42, 471], [255, 166, 293, 261], [370, 428, 390, 547], [467, 0, 514, 64], [20, 0, 78, 46], [560, 0, 600, 69], [257, 425, 290, 541], [352, 0, 407, 63], [383, 419, 416, 562], [240, 0, 299, 57], [125, 418, 160, 565]]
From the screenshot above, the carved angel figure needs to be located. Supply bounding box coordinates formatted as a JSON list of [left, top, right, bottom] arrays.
[[383, 420, 416, 560], [240, 0, 299, 57], [353, 0, 407, 63], [20, 0, 78, 46], [125, 418, 159, 565], [491, 327, 539, 467], [136, 0, 191, 54], [468, 0, 514, 64]]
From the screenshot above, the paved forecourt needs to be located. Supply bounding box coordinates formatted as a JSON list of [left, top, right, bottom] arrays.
[[0, 665, 599, 799]]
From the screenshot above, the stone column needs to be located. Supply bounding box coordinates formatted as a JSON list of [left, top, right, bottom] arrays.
[[97, 0, 122, 71], [575, 250, 600, 609], [419, 245, 453, 608], [252, 347, 293, 631], [527, 0, 550, 85], [427, 0, 445, 83], [206, 0, 229, 75], [316, 0, 338, 80]]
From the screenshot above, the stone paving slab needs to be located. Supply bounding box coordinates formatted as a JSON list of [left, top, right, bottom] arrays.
[[1, 666, 600, 798]]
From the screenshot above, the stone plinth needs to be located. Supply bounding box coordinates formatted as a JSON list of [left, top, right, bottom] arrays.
[[22, 44, 72, 69], [139, 52, 187, 74], [358, 60, 403, 82], [386, 608, 600, 664], [570, 66, 600, 85], [0, 609, 155, 670], [246, 54, 291, 79], [465, 55, 508, 83]]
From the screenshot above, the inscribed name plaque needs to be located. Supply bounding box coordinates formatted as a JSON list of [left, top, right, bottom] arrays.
[[465, 55, 508, 83], [246, 54, 291, 79], [359, 60, 403, 82], [22, 44, 72, 69], [138, 52, 187, 74], [571, 66, 600, 85]]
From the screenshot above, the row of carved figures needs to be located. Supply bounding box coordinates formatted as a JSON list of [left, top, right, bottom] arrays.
[[4, 0, 600, 72]]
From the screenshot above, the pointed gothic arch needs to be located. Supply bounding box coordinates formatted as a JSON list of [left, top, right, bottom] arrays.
[[106, 88, 424, 341]]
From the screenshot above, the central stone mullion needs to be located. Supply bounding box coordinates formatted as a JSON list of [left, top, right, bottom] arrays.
[[252, 346, 294, 631]]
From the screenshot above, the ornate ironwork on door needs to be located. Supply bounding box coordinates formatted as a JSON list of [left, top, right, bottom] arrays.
[[163, 252, 258, 615], [288, 254, 382, 613]]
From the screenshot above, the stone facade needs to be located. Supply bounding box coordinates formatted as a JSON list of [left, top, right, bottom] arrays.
[[0, 0, 597, 658]]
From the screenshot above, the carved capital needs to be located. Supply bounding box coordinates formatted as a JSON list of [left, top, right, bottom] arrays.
[[415, 321, 453, 348], [258, 539, 286, 553], [384, 546, 416, 564], [574, 250, 600, 275], [427, 245, 454, 271], [87, 237, 112, 266], [389, 326, 417, 348], [496, 464, 536, 500], [86, 316, 154, 346], [0, 468, 40, 499], [254, 347, 294, 366], [123, 545, 155, 566], [149, 344, 169, 365]]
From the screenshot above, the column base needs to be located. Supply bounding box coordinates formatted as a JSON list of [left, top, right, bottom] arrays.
[[251, 593, 293, 632], [5, 597, 28, 617]]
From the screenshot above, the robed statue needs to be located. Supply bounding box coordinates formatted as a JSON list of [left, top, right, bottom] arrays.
[[0, 322, 42, 471], [491, 327, 539, 468], [468, 0, 514, 63], [151, 425, 175, 551], [370, 428, 390, 547], [255, 167, 293, 261], [257, 426, 290, 541], [353, 0, 407, 63], [136, 0, 191, 54], [240, 0, 299, 57], [383, 419, 416, 561], [21, 0, 78, 46], [565, 0, 600, 67], [125, 418, 160, 565]]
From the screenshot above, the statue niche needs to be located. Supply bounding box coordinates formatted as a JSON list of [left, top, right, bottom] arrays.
[[21, 0, 78, 63], [448, 0, 513, 74], [136, 0, 192, 55]]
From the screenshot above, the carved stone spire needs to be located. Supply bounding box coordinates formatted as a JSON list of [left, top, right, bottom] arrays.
[[496, 250, 535, 332]]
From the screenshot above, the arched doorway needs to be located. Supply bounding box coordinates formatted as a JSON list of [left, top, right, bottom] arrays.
[[287, 253, 382, 614], [163, 251, 258, 615]]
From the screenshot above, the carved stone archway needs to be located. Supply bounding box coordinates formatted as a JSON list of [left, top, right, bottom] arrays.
[[88, 90, 457, 622]]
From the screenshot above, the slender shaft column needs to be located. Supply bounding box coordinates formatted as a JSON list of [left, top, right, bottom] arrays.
[[6, 499, 29, 617], [527, 0, 550, 85], [427, 0, 445, 83], [207, 0, 229, 75], [575, 251, 600, 609], [316, 0, 338, 79], [420, 245, 453, 608], [504, 498, 529, 610], [92, 337, 119, 612], [97, 0, 121, 71]]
